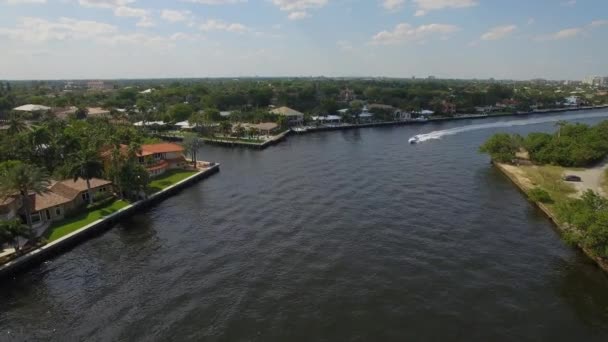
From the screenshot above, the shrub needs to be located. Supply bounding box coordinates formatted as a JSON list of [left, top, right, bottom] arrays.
[[527, 187, 553, 204]]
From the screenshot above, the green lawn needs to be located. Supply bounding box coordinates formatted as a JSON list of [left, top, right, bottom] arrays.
[[520, 165, 576, 205], [45, 199, 129, 242], [147, 169, 198, 194]]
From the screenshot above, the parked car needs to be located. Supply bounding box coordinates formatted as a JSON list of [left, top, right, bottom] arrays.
[[563, 175, 582, 182]]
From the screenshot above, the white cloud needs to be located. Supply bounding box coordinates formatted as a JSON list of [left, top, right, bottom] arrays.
[[589, 20, 608, 28], [560, 0, 576, 6], [77, 0, 153, 27], [535, 20, 607, 41], [182, 0, 246, 4], [481, 25, 516, 40], [0, 16, 118, 42], [412, 0, 477, 16], [199, 19, 250, 33], [287, 11, 310, 20], [381, 0, 405, 11], [536, 27, 583, 41], [161, 9, 192, 22], [271, 0, 328, 19], [337, 40, 353, 51], [2, 0, 46, 4], [371, 22, 460, 45], [78, 0, 134, 8]]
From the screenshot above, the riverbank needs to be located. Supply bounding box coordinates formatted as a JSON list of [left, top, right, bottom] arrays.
[[494, 162, 608, 272], [296, 105, 608, 134], [0, 163, 220, 279]]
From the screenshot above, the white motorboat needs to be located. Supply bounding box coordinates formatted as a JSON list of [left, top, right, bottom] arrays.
[[408, 136, 419, 144]]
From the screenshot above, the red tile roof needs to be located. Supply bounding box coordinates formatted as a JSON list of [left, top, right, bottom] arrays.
[[139, 143, 184, 156]]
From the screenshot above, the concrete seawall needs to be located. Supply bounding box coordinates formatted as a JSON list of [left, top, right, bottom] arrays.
[[494, 162, 608, 272], [0, 164, 220, 279], [160, 130, 291, 150]]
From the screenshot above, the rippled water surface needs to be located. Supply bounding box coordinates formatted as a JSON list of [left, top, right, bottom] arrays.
[[3, 110, 608, 341]]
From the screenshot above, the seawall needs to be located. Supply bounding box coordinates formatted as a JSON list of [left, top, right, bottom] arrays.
[[0, 164, 220, 279]]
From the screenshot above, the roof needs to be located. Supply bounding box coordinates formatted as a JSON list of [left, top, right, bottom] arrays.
[[243, 122, 279, 131], [32, 178, 112, 211], [33, 191, 72, 211], [270, 106, 304, 117], [54, 178, 112, 194], [13, 104, 51, 112], [368, 104, 395, 110], [87, 107, 111, 117], [140, 143, 184, 156], [133, 121, 166, 126]]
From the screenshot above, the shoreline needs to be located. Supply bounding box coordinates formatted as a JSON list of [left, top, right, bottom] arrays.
[[158, 105, 608, 149], [0, 164, 220, 279], [494, 162, 608, 272]]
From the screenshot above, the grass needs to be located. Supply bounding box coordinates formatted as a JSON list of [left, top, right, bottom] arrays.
[[147, 169, 198, 194], [45, 199, 129, 242], [520, 165, 576, 205]]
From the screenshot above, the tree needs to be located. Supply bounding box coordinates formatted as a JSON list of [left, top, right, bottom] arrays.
[[182, 132, 203, 166], [66, 147, 104, 205], [188, 111, 206, 134], [219, 121, 232, 136], [234, 124, 245, 138], [0, 219, 31, 253], [168, 103, 194, 122], [479, 133, 520, 163], [0, 161, 50, 232], [7, 116, 27, 135], [116, 161, 149, 200], [74, 107, 88, 120]]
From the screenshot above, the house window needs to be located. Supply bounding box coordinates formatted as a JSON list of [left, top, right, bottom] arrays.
[[55, 207, 62, 216], [31, 212, 41, 223], [100, 187, 106, 192], [138, 157, 144, 164], [82, 192, 90, 201]]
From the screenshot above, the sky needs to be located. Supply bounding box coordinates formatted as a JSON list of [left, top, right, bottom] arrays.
[[0, 0, 606, 80]]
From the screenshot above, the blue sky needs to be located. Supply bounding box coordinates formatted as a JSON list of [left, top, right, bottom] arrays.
[[0, 0, 606, 80]]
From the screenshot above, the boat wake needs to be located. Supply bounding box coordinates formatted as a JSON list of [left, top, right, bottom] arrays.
[[412, 111, 608, 143]]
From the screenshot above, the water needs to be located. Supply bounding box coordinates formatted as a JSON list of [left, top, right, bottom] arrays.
[[3, 110, 608, 341]]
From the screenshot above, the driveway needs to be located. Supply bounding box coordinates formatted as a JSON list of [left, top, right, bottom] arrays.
[[564, 161, 608, 197]]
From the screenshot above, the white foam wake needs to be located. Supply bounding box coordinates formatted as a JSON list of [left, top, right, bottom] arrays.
[[412, 111, 608, 143]]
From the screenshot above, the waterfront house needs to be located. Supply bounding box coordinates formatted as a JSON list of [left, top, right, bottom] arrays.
[[311, 115, 342, 125], [136, 143, 187, 176], [29, 178, 113, 227], [101, 143, 187, 176], [241, 122, 279, 136], [270, 106, 304, 126]]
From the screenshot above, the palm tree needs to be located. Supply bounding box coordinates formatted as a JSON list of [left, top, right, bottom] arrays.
[[0, 162, 50, 232], [7, 116, 27, 135], [182, 132, 202, 167], [67, 147, 104, 205], [0, 219, 31, 254]]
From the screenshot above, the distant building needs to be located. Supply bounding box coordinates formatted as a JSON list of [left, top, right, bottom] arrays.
[[13, 104, 51, 112], [87, 80, 111, 91], [564, 96, 581, 106], [270, 106, 304, 126], [583, 76, 608, 87]]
